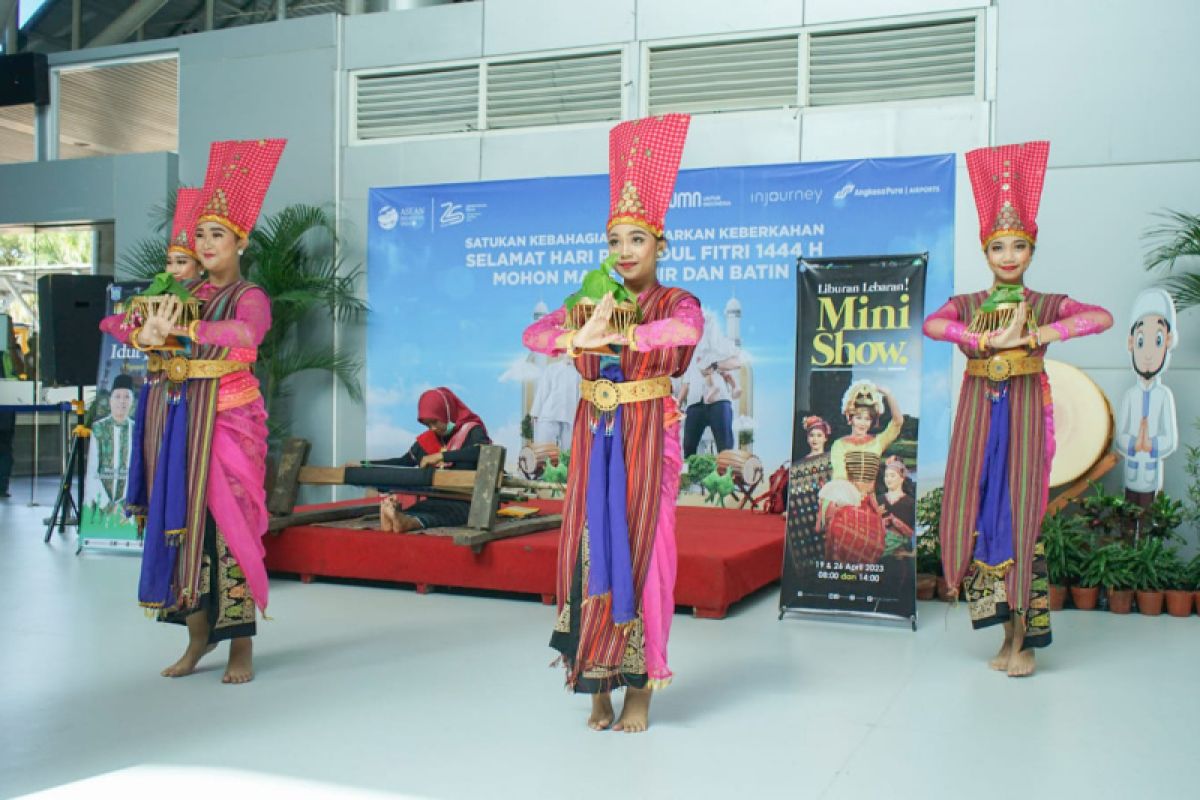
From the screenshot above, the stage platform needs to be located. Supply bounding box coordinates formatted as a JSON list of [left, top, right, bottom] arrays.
[[264, 497, 784, 619]]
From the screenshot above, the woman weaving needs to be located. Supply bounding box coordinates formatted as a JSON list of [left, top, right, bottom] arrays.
[[371, 387, 491, 533]]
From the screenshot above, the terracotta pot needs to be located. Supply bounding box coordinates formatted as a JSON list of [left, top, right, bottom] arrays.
[[1048, 584, 1068, 611], [1070, 585, 1099, 610], [916, 574, 937, 600], [936, 577, 957, 602], [1165, 590, 1193, 618], [1194, 591, 1200, 614], [1136, 590, 1164, 616], [1107, 588, 1134, 614]]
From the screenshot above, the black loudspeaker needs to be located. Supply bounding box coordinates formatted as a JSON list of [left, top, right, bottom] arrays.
[[37, 275, 111, 388], [0, 53, 50, 108]]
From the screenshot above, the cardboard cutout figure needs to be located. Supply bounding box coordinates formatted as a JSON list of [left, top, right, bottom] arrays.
[[1115, 288, 1179, 510]]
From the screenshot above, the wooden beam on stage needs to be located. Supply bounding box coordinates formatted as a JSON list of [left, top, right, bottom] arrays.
[[296, 464, 478, 492]]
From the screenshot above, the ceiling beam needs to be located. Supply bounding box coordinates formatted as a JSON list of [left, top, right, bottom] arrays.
[[85, 0, 168, 48]]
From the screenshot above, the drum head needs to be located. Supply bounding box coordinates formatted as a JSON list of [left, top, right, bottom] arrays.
[[1045, 359, 1113, 488], [743, 455, 764, 486], [518, 446, 538, 477]]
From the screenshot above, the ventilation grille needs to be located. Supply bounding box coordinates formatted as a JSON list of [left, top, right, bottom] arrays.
[[808, 18, 976, 106], [648, 37, 799, 115], [57, 58, 178, 160], [487, 51, 622, 130], [356, 66, 480, 139]]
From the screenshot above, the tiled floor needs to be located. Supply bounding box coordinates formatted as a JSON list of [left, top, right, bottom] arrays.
[[2, 478, 1194, 799]]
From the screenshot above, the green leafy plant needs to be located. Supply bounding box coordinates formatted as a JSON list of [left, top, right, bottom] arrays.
[[1083, 542, 1138, 591], [915, 487, 944, 576], [1141, 493, 1185, 542], [1078, 483, 1141, 543], [1188, 554, 1200, 591], [1154, 547, 1189, 591], [563, 253, 640, 316], [1183, 420, 1200, 528], [1129, 537, 1180, 591], [520, 414, 534, 444], [1040, 512, 1090, 586], [121, 203, 367, 442], [737, 429, 754, 448], [1143, 209, 1200, 311]]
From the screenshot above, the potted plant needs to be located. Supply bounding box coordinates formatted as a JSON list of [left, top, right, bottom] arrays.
[[1041, 512, 1087, 610], [1130, 537, 1170, 616], [1190, 553, 1200, 615], [1089, 542, 1137, 613], [915, 527, 939, 600], [1140, 493, 1185, 542], [1162, 549, 1193, 617], [1078, 483, 1142, 544], [1074, 547, 1104, 610]]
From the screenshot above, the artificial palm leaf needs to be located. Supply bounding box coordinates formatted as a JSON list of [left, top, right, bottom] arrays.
[[1143, 210, 1200, 311]]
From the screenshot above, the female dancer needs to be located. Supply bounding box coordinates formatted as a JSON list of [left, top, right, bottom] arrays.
[[103, 138, 286, 684], [923, 141, 1111, 676], [523, 114, 701, 733]]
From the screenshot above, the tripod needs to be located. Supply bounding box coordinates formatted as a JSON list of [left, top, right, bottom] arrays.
[[44, 389, 88, 543]]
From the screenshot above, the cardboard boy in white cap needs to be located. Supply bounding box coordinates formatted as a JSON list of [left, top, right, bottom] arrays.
[[1115, 288, 1179, 510]]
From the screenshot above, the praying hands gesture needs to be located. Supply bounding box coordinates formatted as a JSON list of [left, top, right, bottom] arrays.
[[987, 302, 1029, 350], [136, 296, 184, 348], [571, 293, 626, 351]]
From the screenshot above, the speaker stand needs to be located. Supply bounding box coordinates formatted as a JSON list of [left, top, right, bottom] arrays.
[[44, 389, 88, 546]]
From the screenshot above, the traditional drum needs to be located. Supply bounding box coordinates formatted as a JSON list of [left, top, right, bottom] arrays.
[[518, 443, 561, 479], [715, 449, 764, 487], [1045, 359, 1113, 488]]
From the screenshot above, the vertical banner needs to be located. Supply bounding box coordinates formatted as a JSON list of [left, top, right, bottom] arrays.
[[80, 282, 147, 552], [781, 256, 927, 625], [366, 156, 954, 495]]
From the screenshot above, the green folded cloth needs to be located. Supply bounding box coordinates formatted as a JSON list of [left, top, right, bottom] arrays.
[[979, 284, 1024, 313]]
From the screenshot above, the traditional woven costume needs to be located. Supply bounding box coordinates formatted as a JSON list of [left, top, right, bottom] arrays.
[[821, 382, 901, 565], [922, 141, 1111, 648], [102, 139, 285, 642], [786, 416, 832, 569], [523, 114, 702, 692]]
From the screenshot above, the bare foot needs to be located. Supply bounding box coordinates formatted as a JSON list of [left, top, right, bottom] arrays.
[[222, 637, 254, 684], [587, 692, 614, 731], [161, 642, 216, 678], [1007, 647, 1036, 678], [393, 512, 423, 533], [988, 622, 1014, 671], [379, 496, 397, 532], [612, 686, 652, 733]]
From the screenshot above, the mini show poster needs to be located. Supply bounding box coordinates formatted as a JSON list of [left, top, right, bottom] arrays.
[[780, 256, 926, 624]]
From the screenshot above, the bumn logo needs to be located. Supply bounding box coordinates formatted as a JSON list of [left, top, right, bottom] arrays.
[[834, 183, 855, 201]]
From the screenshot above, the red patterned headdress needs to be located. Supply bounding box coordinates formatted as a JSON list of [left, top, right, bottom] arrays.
[[196, 138, 287, 239], [167, 187, 203, 258], [965, 140, 1050, 248], [607, 114, 691, 237]]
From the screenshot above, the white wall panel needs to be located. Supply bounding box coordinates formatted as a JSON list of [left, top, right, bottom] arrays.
[[344, 2, 482, 70], [801, 100, 987, 162], [483, 0, 635, 56], [683, 109, 801, 169], [636, 0, 804, 42], [995, 0, 1200, 166], [805, 0, 986, 26], [480, 125, 608, 181]]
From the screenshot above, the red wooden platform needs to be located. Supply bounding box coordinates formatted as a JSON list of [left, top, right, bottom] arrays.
[[264, 498, 784, 619]]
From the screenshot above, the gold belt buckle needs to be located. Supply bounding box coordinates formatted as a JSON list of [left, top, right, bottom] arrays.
[[590, 379, 620, 413], [986, 355, 1012, 382], [165, 356, 190, 384]]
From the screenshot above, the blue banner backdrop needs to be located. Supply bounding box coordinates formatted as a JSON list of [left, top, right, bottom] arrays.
[[366, 156, 955, 492]]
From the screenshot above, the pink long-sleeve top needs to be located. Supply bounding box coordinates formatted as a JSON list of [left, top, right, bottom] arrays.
[[522, 292, 704, 355], [99, 283, 271, 411], [922, 295, 1112, 354]]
